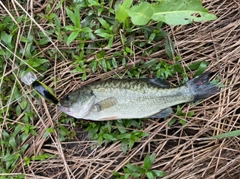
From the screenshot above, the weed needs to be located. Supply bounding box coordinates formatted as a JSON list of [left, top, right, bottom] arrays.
[[85, 119, 148, 153], [113, 153, 166, 179]]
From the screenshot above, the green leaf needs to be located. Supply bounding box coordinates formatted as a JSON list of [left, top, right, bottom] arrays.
[[126, 164, 145, 173], [1, 31, 13, 47], [141, 59, 159, 68], [9, 137, 17, 148], [128, 2, 154, 25], [193, 61, 209, 77], [20, 36, 31, 43], [152, 170, 166, 177], [129, 138, 135, 149], [65, 25, 76, 31], [66, 7, 75, 24], [27, 58, 49, 67], [98, 18, 111, 31], [95, 29, 113, 39], [66, 6, 81, 28], [151, 0, 217, 25], [88, 0, 101, 6], [108, 36, 114, 48], [212, 130, 240, 139], [179, 119, 187, 125], [115, 0, 133, 23], [168, 118, 177, 126], [103, 133, 117, 141], [146, 171, 154, 179], [121, 138, 129, 154], [144, 153, 156, 170], [67, 31, 79, 46], [173, 62, 184, 73], [188, 61, 201, 70], [112, 58, 118, 68], [165, 37, 174, 60], [43, 127, 55, 138], [38, 37, 50, 45]]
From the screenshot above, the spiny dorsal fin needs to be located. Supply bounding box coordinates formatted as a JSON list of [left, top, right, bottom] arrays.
[[142, 78, 170, 88]]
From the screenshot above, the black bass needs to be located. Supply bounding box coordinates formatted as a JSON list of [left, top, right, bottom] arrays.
[[58, 72, 219, 121]]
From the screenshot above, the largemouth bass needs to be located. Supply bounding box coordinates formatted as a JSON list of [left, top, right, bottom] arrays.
[[58, 72, 219, 121]]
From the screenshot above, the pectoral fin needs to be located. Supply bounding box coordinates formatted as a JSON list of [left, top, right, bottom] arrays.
[[95, 97, 117, 112], [149, 108, 172, 118]]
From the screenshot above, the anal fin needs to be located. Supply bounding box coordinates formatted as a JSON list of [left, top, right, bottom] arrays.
[[149, 108, 172, 118]]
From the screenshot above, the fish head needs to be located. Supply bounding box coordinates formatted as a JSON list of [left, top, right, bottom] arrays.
[[58, 89, 96, 118]]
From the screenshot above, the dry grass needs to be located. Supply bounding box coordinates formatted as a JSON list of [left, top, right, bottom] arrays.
[[0, 0, 240, 178]]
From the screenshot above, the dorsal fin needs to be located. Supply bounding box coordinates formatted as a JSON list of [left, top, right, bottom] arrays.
[[142, 78, 170, 88]]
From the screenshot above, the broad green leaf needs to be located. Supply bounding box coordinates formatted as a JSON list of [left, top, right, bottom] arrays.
[[179, 119, 187, 125], [143, 154, 151, 170], [103, 133, 117, 141], [141, 59, 159, 68], [66, 8, 75, 24], [188, 61, 201, 70], [152, 0, 216, 25], [128, 2, 154, 25], [81, 27, 92, 33], [98, 18, 111, 30], [88, 0, 101, 6], [95, 29, 113, 39], [1, 31, 13, 47], [67, 31, 79, 46], [64, 25, 76, 31], [43, 127, 55, 138], [126, 164, 145, 173], [122, 0, 133, 9], [20, 36, 31, 43], [27, 58, 49, 67], [38, 37, 50, 45], [173, 62, 184, 73], [9, 137, 17, 148], [146, 171, 154, 179], [152, 170, 166, 177], [212, 130, 240, 139], [115, 0, 133, 22], [149, 153, 156, 166], [193, 61, 209, 77], [168, 118, 177, 126], [144, 153, 156, 170], [66, 6, 81, 28]]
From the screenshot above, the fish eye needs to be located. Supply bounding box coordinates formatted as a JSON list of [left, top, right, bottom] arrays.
[[65, 95, 70, 100]]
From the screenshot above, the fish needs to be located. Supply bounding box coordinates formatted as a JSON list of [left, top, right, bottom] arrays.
[[58, 71, 219, 121]]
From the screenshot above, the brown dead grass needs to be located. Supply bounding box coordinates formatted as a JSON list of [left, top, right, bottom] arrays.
[[1, 0, 240, 178]]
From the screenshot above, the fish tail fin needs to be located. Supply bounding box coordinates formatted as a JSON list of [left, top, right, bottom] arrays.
[[186, 71, 220, 101]]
